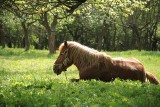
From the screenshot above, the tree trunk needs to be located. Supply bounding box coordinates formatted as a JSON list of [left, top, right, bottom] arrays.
[[49, 14, 58, 54], [151, 22, 158, 51], [21, 21, 30, 51], [130, 24, 141, 51], [42, 12, 57, 54], [105, 28, 110, 51], [97, 30, 102, 51], [112, 23, 117, 51], [48, 32, 56, 54], [0, 22, 5, 48]]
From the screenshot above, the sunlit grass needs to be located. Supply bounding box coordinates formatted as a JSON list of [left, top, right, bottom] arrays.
[[0, 48, 160, 107]]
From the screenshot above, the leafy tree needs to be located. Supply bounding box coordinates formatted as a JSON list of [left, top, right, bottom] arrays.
[[1, 0, 87, 53], [0, 11, 23, 48], [1, 0, 160, 51]]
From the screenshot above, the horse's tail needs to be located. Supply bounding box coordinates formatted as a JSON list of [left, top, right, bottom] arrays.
[[146, 71, 160, 85]]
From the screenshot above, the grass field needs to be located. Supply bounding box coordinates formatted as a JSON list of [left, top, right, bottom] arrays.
[[0, 48, 160, 107]]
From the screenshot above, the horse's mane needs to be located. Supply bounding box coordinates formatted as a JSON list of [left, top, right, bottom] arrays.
[[59, 41, 112, 68]]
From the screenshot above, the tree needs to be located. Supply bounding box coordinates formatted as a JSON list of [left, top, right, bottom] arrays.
[[1, 0, 87, 53], [1, 0, 160, 51]]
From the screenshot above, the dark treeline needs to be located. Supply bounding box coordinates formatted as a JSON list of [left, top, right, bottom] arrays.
[[0, 0, 160, 53]]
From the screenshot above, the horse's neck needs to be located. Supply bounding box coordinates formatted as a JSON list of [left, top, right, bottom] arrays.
[[69, 46, 110, 71], [72, 56, 83, 71], [70, 51, 89, 71], [74, 63, 82, 72]]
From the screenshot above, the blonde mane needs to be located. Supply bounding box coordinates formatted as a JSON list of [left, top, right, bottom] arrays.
[[59, 41, 112, 68]]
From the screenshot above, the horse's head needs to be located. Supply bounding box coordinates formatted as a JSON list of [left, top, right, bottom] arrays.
[[53, 41, 72, 75]]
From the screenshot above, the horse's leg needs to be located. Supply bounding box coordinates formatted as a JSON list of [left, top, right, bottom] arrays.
[[70, 70, 92, 82], [79, 64, 103, 81], [72, 63, 106, 82], [69, 70, 93, 82]]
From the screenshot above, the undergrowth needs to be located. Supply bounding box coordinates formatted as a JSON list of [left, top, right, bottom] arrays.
[[0, 48, 160, 107]]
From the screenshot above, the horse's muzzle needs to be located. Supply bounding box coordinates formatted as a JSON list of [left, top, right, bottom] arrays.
[[53, 65, 61, 75]]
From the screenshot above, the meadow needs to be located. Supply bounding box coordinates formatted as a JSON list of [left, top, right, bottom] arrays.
[[0, 48, 160, 107]]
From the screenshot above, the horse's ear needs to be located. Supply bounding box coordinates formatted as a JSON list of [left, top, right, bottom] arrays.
[[64, 40, 68, 47]]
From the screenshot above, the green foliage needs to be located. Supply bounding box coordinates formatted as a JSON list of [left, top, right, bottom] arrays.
[[1, 0, 160, 51], [0, 11, 21, 35], [0, 48, 160, 106]]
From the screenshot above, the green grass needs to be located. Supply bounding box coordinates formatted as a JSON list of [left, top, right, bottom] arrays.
[[0, 48, 160, 107]]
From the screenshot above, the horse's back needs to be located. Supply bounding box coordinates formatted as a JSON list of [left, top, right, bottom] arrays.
[[112, 57, 141, 63]]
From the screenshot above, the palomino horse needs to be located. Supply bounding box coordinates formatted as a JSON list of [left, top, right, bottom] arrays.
[[53, 41, 160, 85]]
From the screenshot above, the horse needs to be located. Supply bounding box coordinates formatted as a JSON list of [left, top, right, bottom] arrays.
[[53, 41, 160, 85]]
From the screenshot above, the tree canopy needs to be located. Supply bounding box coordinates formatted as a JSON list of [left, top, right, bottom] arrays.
[[0, 0, 160, 52]]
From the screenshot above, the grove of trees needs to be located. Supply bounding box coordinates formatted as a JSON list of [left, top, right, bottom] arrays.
[[0, 0, 160, 54]]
